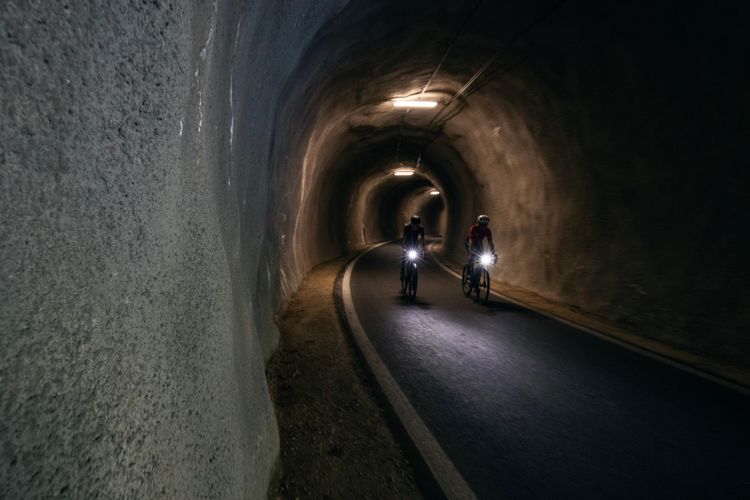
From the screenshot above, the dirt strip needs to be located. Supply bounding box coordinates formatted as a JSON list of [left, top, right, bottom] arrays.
[[267, 254, 426, 499]]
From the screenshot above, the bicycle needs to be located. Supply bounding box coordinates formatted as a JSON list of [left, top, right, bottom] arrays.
[[461, 251, 497, 304], [400, 248, 423, 300]]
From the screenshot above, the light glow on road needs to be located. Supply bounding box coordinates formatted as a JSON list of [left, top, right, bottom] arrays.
[[392, 99, 438, 108]]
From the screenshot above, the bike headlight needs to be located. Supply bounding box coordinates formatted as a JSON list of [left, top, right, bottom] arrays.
[[408, 250, 418, 260], [480, 253, 493, 266]]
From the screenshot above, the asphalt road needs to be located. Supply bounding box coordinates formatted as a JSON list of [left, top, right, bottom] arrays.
[[349, 242, 750, 499]]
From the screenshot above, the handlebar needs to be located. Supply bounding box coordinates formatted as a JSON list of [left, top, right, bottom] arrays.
[[468, 249, 497, 257], [468, 250, 498, 265]]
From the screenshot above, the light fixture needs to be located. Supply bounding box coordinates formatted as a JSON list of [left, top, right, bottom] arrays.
[[429, 190, 440, 196], [393, 169, 415, 176], [392, 99, 438, 108]]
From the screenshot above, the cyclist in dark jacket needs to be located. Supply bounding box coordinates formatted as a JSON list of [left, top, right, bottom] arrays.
[[401, 215, 425, 280], [403, 214, 425, 250]]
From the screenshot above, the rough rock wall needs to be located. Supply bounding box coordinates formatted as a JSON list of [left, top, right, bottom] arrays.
[[436, 0, 750, 367], [1, 0, 348, 497], [231, 0, 350, 356], [407, 194, 446, 238]]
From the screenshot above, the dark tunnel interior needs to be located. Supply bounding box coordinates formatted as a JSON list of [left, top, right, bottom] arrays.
[[273, 0, 750, 367], [2, 0, 749, 497]]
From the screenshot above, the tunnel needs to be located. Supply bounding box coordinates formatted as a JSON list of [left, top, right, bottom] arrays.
[[2, 0, 749, 497]]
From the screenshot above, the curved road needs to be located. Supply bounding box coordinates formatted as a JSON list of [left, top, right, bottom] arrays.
[[348, 242, 749, 499]]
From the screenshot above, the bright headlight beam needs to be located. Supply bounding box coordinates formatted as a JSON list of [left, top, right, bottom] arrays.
[[480, 254, 493, 266], [408, 250, 418, 260], [394, 169, 415, 176], [392, 99, 438, 108], [429, 190, 440, 195]]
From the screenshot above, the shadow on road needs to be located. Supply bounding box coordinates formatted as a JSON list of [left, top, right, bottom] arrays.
[[472, 298, 525, 314], [394, 294, 432, 309]]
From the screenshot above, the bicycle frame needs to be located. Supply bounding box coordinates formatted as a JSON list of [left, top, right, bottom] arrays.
[[401, 247, 423, 300], [462, 250, 497, 303]]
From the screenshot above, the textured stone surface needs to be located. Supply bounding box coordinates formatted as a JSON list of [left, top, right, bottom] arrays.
[[0, 0, 347, 497]]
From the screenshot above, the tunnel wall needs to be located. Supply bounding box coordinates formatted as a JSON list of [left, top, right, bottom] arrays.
[[433, 1, 750, 367], [405, 193, 446, 238], [1, 0, 349, 497]]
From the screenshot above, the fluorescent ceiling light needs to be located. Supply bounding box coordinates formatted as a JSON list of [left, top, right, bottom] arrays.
[[392, 99, 438, 108], [393, 169, 415, 176], [429, 190, 440, 195]]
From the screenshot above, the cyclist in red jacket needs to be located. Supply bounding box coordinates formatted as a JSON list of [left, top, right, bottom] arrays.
[[465, 214, 495, 262]]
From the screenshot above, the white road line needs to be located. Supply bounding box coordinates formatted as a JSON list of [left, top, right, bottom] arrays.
[[341, 242, 478, 500], [427, 243, 750, 397]]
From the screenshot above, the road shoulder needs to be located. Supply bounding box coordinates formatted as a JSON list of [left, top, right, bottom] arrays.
[[267, 253, 425, 499]]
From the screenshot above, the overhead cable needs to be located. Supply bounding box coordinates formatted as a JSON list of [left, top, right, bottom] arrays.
[[419, 0, 484, 97], [426, 0, 568, 131]]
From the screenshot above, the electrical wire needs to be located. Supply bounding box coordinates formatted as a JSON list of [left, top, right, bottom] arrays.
[[419, 0, 484, 97], [394, 1, 484, 168], [426, 0, 568, 131], [395, 0, 568, 169]]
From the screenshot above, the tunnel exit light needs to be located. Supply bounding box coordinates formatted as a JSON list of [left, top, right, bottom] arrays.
[[392, 99, 438, 108], [429, 190, 440, 195], [393, 169, 415, 176]]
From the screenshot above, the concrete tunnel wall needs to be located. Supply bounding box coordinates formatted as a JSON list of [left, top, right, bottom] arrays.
[[1, 0, 349, 497], [2, 0, 750, 498], [348, 170, 446, 245], [405, 192, 447, 238]]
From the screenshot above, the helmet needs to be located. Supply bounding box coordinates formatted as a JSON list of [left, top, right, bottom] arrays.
[[410, 215, 421, 225], [477, 214, 490, 226]]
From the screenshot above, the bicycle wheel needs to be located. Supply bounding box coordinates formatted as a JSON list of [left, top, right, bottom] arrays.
[[477, 269, 490, 304], [461, 265, 473, 296], [408, 264, 418, 300], [401, 264, 407, 293]]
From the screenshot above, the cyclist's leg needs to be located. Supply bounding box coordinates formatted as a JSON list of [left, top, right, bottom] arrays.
[[469, 250, 479, 290], [476, 250, 485, 290], [463, 257, 472, 288]]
